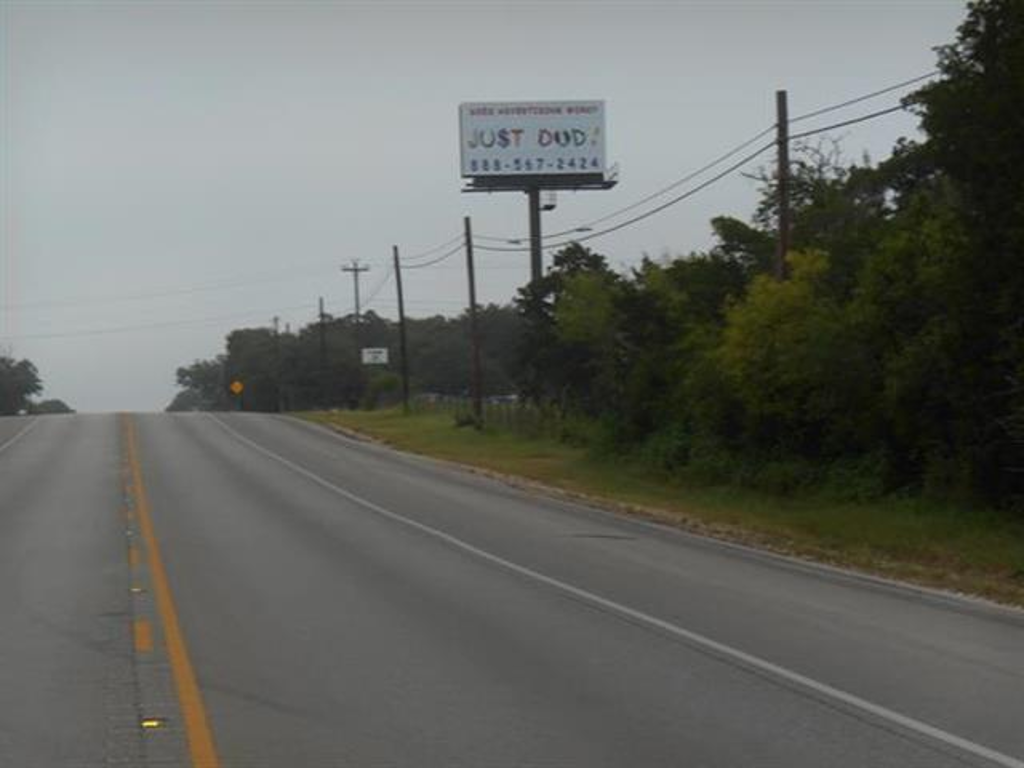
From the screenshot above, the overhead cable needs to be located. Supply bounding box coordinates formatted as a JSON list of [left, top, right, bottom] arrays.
[[360, 267, 394, 310], [789, 103, 908, 141], [474, 141, 776, 254], [469, 72, 936, 251], [790, 71, 937, 123], [401, 233, 464, 262], [401, 241, 464, 269], [0, 303, 316, 341]]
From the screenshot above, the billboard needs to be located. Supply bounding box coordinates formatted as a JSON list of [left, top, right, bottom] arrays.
[[459, 101, 605, 179]]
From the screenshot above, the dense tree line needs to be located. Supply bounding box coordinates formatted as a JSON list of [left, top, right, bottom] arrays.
[[515, 0, 1023, 505], [172, 1, 1022, 505], [168, 306, 524, 414]]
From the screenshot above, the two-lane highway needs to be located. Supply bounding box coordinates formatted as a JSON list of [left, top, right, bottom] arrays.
[[2, 412, 1023, 767]]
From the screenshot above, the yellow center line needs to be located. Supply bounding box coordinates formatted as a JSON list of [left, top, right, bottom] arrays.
[[122, 414, 222, 768], [134, 619, 154, 653]]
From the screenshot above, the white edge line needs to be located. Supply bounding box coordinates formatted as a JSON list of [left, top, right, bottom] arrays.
[[0, 418, 38, 457], [209, 413, 1023, 768], [281, 413, 1024, 622]]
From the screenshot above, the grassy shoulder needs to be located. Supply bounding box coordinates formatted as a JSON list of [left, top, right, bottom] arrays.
[[296, 407, 1024, 607]]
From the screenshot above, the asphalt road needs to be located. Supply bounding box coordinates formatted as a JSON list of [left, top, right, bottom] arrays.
[[1, 412, 1022, 767]]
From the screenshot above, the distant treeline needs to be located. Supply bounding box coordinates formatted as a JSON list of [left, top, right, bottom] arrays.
[[172, 1, 1023, 505], [168, 305, 524, 414]]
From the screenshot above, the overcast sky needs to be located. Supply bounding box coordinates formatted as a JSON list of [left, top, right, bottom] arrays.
[[2, 0, 965, 412]]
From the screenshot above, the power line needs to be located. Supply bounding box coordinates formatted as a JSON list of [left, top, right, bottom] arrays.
[[471, 233, 521, 243], [0, 302, 316, 341], [467, 72, 936, 252], [561, 142, 777, 247], [789, 103, 908, 141], [401, 241, 464, 269], [472, 124, 775, 248], [402, 233, 464, 262], [0, 262, 339, 313], [543, 124, 776, 240], [471, 98, 913, 256], [790, 71, 937, 123], [475, 141, 776, 254], [361, 266, 394, 310]]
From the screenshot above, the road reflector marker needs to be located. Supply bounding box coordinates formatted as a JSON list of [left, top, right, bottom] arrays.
[[141, 717, 168, 730]]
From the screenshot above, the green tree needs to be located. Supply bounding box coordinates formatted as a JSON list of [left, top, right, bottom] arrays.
[[174, 356, 230, 411], [30, 399, 74, 415], [716, 251, 876, 457], [0, 357, 42, 416]]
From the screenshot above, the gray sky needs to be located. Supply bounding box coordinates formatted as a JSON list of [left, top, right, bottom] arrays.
[[2, 0, 965, 412]]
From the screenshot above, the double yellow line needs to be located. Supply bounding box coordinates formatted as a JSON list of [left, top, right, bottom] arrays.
[[123, 414, 222, 768]]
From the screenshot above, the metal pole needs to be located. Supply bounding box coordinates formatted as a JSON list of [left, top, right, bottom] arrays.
[[393, 245, 410, 415], [776, 89, 790, 280], [464, 216, 483, 428], [527, 186, 542, 283]]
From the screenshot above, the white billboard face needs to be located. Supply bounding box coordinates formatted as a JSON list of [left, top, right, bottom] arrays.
[[459, 101, 605, 178]]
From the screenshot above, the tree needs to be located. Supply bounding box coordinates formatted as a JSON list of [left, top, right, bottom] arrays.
[[30, 399, 74, 415], [881, 0, 1024, 498], [716, 251, 876, 457], [515, 243, 617, 411], [0, 357, 42, 416], [174, 356, 230, 411]]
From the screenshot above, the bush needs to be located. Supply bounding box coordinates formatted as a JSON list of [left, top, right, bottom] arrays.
[[638, 425, 692, 472], [820, 452, 890, 502]]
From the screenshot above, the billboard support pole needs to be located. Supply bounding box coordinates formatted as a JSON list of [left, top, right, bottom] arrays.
[[527, 186, 543, 283], [464, 216, 483, 428]]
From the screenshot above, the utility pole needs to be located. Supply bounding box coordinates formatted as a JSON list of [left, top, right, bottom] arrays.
[[527, 186, 542, 283], [272, 315, 283, 412], [464, 216, 483, 428], [775, 89, 790, 280], [342, 259, 370, 408], [392, 245, 411, 415], [318, 296, 328, 407], [341, 259, 370, 351]]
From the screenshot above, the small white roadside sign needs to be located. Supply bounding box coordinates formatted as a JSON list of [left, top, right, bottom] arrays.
[[361, 347, 389, 365]]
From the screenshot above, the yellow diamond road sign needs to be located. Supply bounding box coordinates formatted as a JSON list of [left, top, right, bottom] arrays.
[[229, 380, 244, 396]]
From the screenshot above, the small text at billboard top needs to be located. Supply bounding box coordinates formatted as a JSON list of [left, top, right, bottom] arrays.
[[459, 101, 606, 179]]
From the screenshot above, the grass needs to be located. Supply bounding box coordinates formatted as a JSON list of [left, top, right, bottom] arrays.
[[296, 407, 1024, 607]]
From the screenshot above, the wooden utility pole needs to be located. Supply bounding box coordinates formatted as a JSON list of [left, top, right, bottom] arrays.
[[318, 296, 328, 406], [464, 216, 483, 428], [341, 259, 370, 407], [775, 89, 791, 280], [392, 245, 410, 415], [341, 259, 370, 345], [272, 315, 283, 412], [527, 186, 543, 283]]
